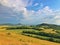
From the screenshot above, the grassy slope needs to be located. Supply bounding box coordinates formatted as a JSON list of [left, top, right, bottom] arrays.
[[0, 26, 60, 45]]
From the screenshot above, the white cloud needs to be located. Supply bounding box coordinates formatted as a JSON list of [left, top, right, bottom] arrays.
[[42, 6, 53, 15], [0, 0, 28, 11], [54, 19, 60, 25], [54, 16, 60, 19], [0, 0, 29, 20], [34, 3, 39, 6], [0, 0, 8, 5], [0, 0, 60, 25], [31, 6, 60, 25]]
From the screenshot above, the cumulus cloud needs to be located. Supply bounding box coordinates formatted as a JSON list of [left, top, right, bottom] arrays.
[[0, 0, 28, 11], [54, 15, 60, 19], [34, 3, 39, 6], [24, 6, 60, 25], [55, 19, 60, 25], [0, 0, 60, 25], [0, 0, 29, 21]]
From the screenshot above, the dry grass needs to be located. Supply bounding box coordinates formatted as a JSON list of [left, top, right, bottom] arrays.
[[40, 29, 56, 34], [0, 26, 60, 45]]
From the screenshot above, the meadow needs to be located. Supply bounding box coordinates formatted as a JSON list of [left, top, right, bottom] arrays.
[[0, 24, 60, 45]]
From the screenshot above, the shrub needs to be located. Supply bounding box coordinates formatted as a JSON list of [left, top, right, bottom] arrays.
[[7, 32, 11, 35]]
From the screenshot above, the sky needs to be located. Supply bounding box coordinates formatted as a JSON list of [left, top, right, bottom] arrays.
[[0, 0, 60, 25]]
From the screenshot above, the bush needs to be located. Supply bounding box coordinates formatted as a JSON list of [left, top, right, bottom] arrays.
[[6, 26, 33, 30], [22, 31, 60, 39], [22, 33, 60, 43], [7, 32, 11, 35]]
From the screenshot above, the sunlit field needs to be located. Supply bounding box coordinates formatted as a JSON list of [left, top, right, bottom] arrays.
[[0, 25, 60, 45]]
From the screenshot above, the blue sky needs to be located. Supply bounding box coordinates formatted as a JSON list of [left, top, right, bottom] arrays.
[[0, 0, 60, 25], [27, 0, 60, 11]]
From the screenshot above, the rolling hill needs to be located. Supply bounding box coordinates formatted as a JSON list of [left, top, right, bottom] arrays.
[[0, 23, 60, 45]]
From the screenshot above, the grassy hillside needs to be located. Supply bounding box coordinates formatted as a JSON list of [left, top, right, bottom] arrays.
[[36, 23, 60, 30], [0, 23, 60, 45]]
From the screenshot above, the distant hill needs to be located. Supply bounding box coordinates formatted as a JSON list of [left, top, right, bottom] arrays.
[[0, 23, 22, 26], [36, 23, 60, 30], [0, 23, 60, 30]]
